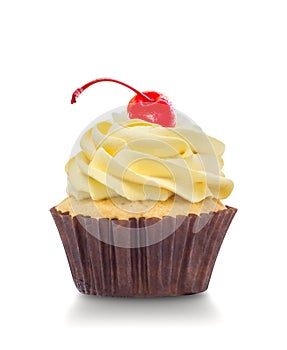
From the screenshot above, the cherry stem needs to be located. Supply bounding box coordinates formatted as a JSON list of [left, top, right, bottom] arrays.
[[71, 78, 154, 104]]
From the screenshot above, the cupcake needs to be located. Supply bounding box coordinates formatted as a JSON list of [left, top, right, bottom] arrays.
[[50, 78, 237, 297]]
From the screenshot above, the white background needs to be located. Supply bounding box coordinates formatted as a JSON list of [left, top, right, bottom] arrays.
[[1, 0, 286, 349]]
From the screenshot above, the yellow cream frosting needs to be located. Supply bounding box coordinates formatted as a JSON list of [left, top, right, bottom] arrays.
[[66, 113, 233, 202]]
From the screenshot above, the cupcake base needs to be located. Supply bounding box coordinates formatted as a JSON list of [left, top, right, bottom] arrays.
[[50, 207, 237, 297]]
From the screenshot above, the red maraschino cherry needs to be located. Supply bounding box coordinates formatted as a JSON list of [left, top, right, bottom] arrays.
[[71, 78, 176, 127]]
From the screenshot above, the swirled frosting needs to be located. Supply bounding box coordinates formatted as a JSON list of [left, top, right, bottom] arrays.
[[66, 112, 233, 202]]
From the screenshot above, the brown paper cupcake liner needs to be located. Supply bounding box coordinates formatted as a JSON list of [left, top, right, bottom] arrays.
[[50, 206, 237, 297]]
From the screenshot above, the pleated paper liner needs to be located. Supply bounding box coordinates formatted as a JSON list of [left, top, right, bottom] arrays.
[[50, 206, 237, 297]]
